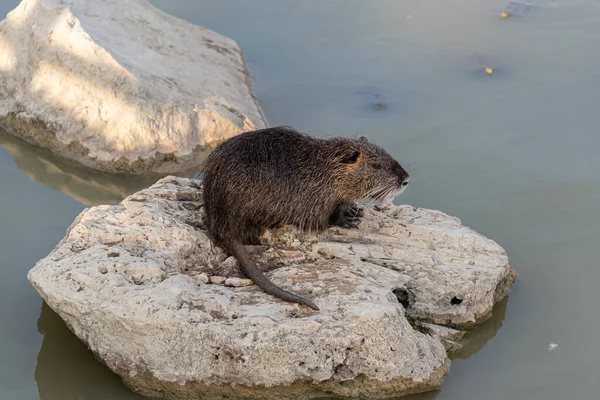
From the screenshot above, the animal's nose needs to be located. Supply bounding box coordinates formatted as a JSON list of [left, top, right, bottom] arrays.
[[394, 164, 409, 187], [393, 162, 409, 180]]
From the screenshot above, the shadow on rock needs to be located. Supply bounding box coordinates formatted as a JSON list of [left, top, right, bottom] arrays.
[[397, 391, 440, 400], [35, 302, 144, 400], [450, 296, 510, 360], [0, 127, 202, 206]]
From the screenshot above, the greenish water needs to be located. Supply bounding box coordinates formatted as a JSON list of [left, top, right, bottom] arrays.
[[2, 0, 600, 398]]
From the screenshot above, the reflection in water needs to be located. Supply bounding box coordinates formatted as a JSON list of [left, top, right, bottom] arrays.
[[35, 302, 144, 400], [0, 128, 203, 206], [451, 296, 510, 360], [401, 390, 440, 400], [317, 391, 439, 400]]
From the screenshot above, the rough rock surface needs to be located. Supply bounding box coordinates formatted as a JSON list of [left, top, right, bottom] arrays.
[[28, 176, 516, 399], [0, 0, 267, 174]]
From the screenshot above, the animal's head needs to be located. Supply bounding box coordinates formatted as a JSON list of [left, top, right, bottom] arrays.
[[330, 136, 410, 204]]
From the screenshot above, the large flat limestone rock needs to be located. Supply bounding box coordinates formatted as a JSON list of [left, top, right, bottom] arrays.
[[28, 177, 516, 399], [0, 0, 267, 174]]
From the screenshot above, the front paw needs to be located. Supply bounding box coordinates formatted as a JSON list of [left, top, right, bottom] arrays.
[[343, 205, 364, 219], [333, 205, 363, 229]]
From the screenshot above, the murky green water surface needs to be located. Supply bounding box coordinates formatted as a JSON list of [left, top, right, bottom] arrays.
[[1, 0, 600, 398]]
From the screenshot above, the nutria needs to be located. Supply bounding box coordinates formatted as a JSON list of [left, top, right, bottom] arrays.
[[201, 126, 410, 310]]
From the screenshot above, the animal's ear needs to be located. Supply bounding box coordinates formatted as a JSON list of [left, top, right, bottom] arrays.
[[359, 136, 368, 142], [341, 149, 361, 164]]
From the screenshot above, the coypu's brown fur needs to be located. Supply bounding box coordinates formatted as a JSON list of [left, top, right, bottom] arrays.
[[202, 126, 410, 310]]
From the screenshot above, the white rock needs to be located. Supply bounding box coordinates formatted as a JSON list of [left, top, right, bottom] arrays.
[[195, 273, 209, 285], [0, 0, 267, 174], [28, 176, 516, 399], [225, 277, 254, 287], [314, 205, 517, 328], [209, 275, 226, 285]]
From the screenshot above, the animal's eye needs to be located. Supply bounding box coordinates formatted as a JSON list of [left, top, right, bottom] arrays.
[[341, 150, 361, 164], [372, 163, 382, 170]]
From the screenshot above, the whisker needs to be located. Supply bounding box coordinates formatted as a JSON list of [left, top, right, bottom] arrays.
[[354, 179, 402, 207], [377, 187, 395, 204], [362, 182, 395, 204]]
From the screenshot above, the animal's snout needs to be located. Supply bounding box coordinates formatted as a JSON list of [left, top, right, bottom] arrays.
[[393, 162, 410, 187]]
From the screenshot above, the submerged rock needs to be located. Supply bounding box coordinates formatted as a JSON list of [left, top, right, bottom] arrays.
[[0, 0, 267, 175], [28, 176, 516, 399]]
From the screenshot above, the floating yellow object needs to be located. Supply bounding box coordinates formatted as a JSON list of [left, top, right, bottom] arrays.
[[485, 67, 494, 75], [501, 11, 511, 19]]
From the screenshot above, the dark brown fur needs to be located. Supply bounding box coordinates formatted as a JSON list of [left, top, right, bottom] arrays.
[[201, 126, 409, 310]]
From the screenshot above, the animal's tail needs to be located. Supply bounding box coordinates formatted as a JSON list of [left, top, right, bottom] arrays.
[[228, 241, 319, 311]]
